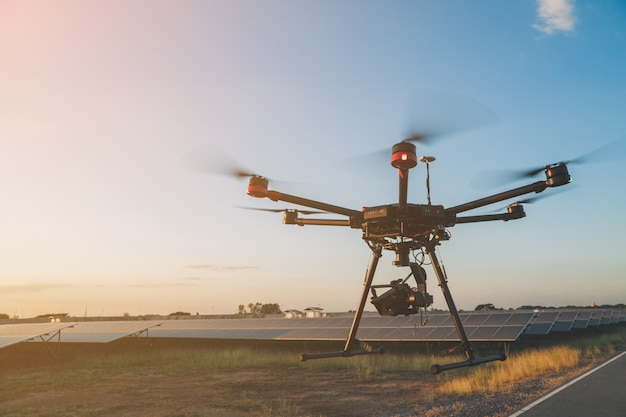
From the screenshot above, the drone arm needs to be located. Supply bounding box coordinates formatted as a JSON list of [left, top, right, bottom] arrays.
[[265, 190, 363, 221], [445, 181, 547, 215], [292, 218, 352, 226], [454, 211, 525, 224]]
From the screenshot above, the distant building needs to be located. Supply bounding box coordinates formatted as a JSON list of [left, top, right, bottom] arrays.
[[284, 309, 304, 319], [304, 307, 324, 318]]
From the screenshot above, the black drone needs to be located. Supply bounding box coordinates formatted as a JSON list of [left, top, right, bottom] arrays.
[[242, 137, 572, 374], [188, 100, 622, 373]]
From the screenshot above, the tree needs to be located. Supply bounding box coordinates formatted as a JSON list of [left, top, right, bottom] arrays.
[[260, 303, 282, 315], [36, 312, 69, 318], [240, 302, 282, 317], [168, 311, 191, 316]]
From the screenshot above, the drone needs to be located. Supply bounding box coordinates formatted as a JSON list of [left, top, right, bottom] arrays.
[[189, 108, 622, 373], [238, 136, 575, 374]]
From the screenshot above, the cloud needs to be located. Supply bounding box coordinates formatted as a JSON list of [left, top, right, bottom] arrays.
[[0, 283, 68, 293], [533, 0, 577, 35]]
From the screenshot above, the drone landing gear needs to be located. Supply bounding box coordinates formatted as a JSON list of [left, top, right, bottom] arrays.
[[298, 241, 506, 373], [298, 340, 383, 361], [425, 244, 506, 374], [299, 243, 385, 362]]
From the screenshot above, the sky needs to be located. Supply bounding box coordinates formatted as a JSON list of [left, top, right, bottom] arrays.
[[1, 0, 625, 318]]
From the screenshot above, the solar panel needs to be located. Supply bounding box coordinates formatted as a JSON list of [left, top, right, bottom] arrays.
[[491, 325, 527, 341], [423, 326, 457, 341], [532, 311, 560, 323], [420, 314, 452, 327], [280, 328, 346, 340], [525, 311, 560, 335], [525, 322, 553, 335], [588, 310, 603, 326], [572, 311, 592, 329], [461, 313, 489, 325], [505, 312, 534, 325], [552, 310, 578, 332], [1, 308, 616, 347], [467, 326, 500, 341], [599, 310, 611, 325], [186, 314, 460, 342], [482, 313, 514, 326], [0, 322, 75, 349], [551, 321, 574, 332], [31, 321, 164, 343]]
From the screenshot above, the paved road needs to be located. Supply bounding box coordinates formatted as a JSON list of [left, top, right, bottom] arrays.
[[509, 351, 626, 417]]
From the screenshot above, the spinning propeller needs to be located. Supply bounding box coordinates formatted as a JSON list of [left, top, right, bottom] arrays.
[[401, 88, 500, 145], [341, 89, 499, 174], [473, 134, 626, 189], [484, 187, 573, 214], [183, 143, 262, 179], [237, 207, 327, 215]]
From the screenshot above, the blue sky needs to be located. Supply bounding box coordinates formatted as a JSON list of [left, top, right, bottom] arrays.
[[1, 0, 625, 318]]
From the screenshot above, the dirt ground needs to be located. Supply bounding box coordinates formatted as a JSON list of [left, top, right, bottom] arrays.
[[0, 345, 595, 417]]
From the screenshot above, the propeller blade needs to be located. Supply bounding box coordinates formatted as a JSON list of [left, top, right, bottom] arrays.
[[403, 89, 499, 144], [340, 91, 499, 176], [183, 144, 261, 179], [484, 187, 573, 213], [472, 166, 546, 189], [564, 133, 626, 165], [184, 144, 317, 194], [237, 207, 327, 215], [472, 134, 626, 189]]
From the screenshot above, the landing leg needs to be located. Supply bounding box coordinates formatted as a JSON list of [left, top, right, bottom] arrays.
[[299, 243, 384, 361], [426, 242, 506, 373]]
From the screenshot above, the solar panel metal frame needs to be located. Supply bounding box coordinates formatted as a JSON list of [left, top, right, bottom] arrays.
[[38, 320, 165, 343]]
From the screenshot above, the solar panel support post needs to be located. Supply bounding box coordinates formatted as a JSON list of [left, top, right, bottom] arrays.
[[299, 243, 384, 361], [425, 242, 506, 374], [37, 328, 64, 361]]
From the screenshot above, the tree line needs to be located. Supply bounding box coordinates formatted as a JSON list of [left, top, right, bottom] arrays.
[[238, 302, 282, 317]]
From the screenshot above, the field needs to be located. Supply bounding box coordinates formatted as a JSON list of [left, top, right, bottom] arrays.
[[0, 328, 624, 417]]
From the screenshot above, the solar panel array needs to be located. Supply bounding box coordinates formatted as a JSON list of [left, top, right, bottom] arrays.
[[525, 309, 626, 336], [31, 320, 164, 343], [0, 322, 75, 349], [141, 312, 532, 342], [0, 309, 623, 349]]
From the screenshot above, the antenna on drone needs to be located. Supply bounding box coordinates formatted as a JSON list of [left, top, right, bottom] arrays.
[[420, 156, 436, 205]]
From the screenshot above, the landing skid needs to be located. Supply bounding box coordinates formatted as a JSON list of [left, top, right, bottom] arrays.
[[298, 240, 506, 374]]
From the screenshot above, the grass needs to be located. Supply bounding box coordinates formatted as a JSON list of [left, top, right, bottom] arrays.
[[0, 326, 623, 416], [435, 345, 581, 396], [262, 400, 303, 417], [433, 327, 626, 398], [5, 327, 624, 386]]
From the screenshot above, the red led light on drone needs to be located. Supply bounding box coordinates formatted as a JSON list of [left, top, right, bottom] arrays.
[[391, 141, 418, 169]]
